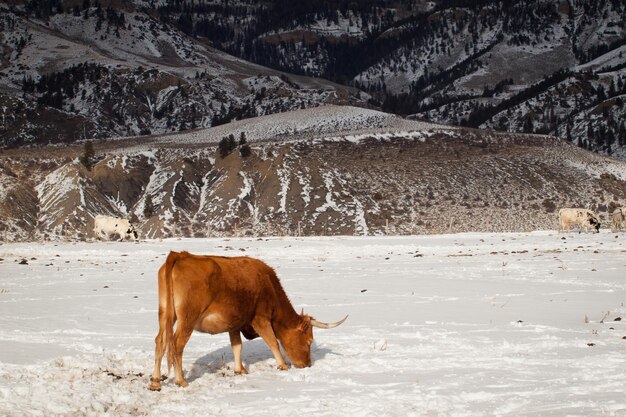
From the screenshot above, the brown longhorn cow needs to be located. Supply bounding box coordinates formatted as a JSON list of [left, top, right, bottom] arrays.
[[149, 251, 347, 391]]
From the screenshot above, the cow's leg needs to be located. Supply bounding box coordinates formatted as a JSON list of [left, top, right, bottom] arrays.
[[172, 323, 194, 387], [252, 321, 288, 370], [149, 308, 168, 391], [229, 331, 248, 375]]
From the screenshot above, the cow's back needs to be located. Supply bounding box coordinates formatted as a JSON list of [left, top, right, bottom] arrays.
[[559, 208, 577, 220], [172, 254, 276, 293], [169, 253, 286, 333], [210, 256, 277, 290], [559, 208, 588, 222], [94, 214, 119, 229], [118, 218, 131, 229]]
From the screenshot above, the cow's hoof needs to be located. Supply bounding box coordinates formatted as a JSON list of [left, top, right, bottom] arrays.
[[148, 381, 161, 391], [235, 367, 248, 375], [175, 379, 189, 388], [277, 364, 288, 371]]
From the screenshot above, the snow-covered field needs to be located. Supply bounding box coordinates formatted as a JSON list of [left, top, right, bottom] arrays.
[[0, 232, 625, 416]]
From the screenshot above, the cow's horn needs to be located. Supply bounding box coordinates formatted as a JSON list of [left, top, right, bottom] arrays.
[[310, 315, 348, 329]]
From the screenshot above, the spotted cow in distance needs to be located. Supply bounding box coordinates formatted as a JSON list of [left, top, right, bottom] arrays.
[[93, 215, 139, 241], [558, 208, 600, 233]]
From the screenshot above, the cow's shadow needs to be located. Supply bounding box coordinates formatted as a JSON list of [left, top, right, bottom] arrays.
[[186, 339, 332, 382]]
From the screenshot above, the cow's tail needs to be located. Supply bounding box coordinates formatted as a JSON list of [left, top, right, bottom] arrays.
[[163, 251, 179, 375]]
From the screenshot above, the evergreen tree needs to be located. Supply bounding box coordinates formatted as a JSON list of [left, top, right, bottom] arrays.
[[218, 136, 232, 158], [523, 117, 534, 133], [144, 194, 154, 218], [80, 141, 95, 170], [609, 79, 617, 97], [240, 144, 251, 158], [228, 133, 236, 150]]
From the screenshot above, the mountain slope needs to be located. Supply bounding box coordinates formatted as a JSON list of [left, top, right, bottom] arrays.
[[2, 1, 625, 156], [0, 2, 366, 147], [1, 106, 625, 242], [148, 0, 626, 157]]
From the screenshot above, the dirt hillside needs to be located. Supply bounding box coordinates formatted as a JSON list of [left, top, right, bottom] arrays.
[[1, 127, 625, 241]]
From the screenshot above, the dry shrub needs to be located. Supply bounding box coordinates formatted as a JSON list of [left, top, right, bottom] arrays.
[[600, 172, 618, 181], [542, 199, 557, 213]]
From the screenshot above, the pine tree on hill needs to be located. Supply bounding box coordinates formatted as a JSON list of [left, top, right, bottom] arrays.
[[240, 144, 251, 157], [80, 141, 95, 170], [228, 134, 237, 150], [144, 194, 154, 218], [219, 137, 232, 158]]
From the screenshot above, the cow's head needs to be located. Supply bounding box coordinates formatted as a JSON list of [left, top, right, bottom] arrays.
[[281, 312, 348, 368], [126, 226, 139, 240], [587, 213, 600, 232]]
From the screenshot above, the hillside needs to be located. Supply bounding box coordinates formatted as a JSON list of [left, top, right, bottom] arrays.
[[1, 106, 625, 242], [137, 105, 443, 145], [146, 0, 626, 158], [0, 2, 365, 147], [2, 1, 625, 157]]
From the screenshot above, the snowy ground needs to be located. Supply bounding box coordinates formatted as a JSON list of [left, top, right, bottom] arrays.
[[151, 105, 446, 146], [0, 232, 625, 416]]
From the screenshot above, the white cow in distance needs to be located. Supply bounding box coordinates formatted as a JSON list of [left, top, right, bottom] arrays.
[[611, 208, 626, 232], [558, 208, 600, 233], [93, 215, 139, 241]]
